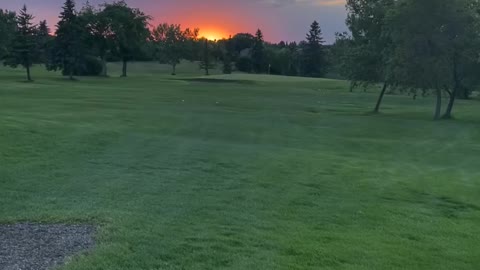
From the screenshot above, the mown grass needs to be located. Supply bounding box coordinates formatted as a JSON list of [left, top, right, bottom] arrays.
[[1, 62, 479, 270]]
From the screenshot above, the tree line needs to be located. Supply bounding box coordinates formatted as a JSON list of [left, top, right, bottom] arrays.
[[0, 0, 328, 80], [2, 0, 478, 120], [331, 0, 480, 119]]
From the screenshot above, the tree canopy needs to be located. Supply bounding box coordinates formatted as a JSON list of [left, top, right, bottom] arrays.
[[152, 23, 198, 75], [101, 0, 150, 77]]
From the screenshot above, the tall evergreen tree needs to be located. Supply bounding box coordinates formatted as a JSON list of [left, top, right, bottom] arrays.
[[50, 0, 82, 80], [252, 29, 265, 73], [301, 21, 327, 77], [36, 20, 51, 64], [4, 5, 37, 81]]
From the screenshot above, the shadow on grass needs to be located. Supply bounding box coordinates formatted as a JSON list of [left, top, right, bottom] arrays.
[[382, 189, 480, 219], [18, 80, 35, 83]]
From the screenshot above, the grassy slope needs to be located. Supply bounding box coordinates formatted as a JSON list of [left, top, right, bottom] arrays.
[[1, 63, 479, 270]]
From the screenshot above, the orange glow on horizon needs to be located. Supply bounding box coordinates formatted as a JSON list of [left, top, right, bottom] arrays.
[[148, 6, 244, 42], [199, 28, 230, 41]]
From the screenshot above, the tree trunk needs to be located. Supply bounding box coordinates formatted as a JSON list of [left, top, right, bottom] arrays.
[[205, 67, 209, 76], [434, 88, 442, 120], [443, 53, 460, 118], [121, 58, 127, 77], [101, 55, 107, 77], [69, 56, 76, 80], [172, 64, 176, 75], [26, 65, 32, 81], [443, 90, 456, 119], [456, 86, 469, 100], [373, 82, 388, 113], [349, 81, 356, 92]]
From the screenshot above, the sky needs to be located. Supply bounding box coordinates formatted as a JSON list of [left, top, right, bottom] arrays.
[[1, 0, 348, 43]]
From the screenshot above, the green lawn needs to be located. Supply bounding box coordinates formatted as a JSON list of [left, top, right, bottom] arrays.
[[1, 63, 479, 270]]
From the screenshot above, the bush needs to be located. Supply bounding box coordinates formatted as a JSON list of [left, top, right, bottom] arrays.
[[235, 56, 252, 73]]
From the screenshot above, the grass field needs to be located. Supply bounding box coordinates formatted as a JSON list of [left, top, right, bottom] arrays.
[[1, 62, 480, 270]]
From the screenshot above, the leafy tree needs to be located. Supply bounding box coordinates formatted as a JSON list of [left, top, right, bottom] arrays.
[[102, 1, 150, 77], [440, 0, 480, 117], [152, 23, 189, 75], [264, 43, 299, 76], [4, 5, 37, 81], [252, 29, 266, 73], [49, 0, 82, 80], [331, 32, 354, 81], [0, 9, 17, 60], [301, 21, 327, 77], [344, 0, 395, 112], [199, 38, 216, 75], [386, 0, 480, 119], [183, 27, 200, 61]]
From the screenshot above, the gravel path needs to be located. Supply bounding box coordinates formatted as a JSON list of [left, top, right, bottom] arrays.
[[0, 223, 96, 270]]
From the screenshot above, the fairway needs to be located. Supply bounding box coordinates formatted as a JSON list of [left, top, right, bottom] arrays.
[[1, 63, 480, 270]]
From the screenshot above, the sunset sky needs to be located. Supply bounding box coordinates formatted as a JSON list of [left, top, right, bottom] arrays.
[[1, 0, 348, 43]]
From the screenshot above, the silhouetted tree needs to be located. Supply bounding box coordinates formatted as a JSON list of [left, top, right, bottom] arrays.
[[231, 33, 255, 57], [49, 0, 82, 80], [36, 20, 52, 64], [152, 23, 191, 75], [199, 38, 215, 75], [183, 27, 200, 61], [219, 37, 233, 74], [102, 1, 150, 77], [252, 29, 265, 73], [301, 21, 326, 77]]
